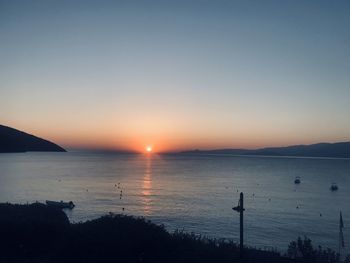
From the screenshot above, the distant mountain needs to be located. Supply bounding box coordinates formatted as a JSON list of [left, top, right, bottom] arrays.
[[180, 142, 350, 158], [0, 125, 66, 153]]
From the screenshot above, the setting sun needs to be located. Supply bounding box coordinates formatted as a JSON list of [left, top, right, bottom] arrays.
[[146, 146, 152, 153]]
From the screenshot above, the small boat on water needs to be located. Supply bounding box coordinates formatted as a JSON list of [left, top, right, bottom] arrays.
[[294, 176, 301, 184], [46, 200, 75, 209], [330, 183, 338, 191]]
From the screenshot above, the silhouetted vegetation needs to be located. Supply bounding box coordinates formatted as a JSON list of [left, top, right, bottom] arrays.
[[0, 203, 345, 263], [287, 236, 340, 263]]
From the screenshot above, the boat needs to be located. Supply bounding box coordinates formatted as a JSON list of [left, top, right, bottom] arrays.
[[46, 200, 75, 209], [330, 183, 338, 191], [294, 176, 301, 184]]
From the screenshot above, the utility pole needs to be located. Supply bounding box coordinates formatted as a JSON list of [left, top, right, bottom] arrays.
[[233, 192, 245, 259]]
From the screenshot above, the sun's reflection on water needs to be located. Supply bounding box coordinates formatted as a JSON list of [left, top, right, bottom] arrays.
[[141, 155, 153, 215]]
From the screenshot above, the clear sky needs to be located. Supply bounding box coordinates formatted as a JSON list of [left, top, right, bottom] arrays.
[[1, 0, 350, 152]]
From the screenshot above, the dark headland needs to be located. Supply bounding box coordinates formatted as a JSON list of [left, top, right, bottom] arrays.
[[180, 142, 350, 158], [0, 125, 66, 153]]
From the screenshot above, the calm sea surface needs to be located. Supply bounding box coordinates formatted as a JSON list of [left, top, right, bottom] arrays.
[[0, 152, 349, 253]]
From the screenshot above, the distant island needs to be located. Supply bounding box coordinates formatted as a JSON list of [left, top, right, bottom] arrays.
[[180, 142, 350, 158], [0, 125, 66, 153]]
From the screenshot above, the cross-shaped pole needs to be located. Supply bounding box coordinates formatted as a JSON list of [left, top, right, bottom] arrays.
[[232, 192, 245, 259]]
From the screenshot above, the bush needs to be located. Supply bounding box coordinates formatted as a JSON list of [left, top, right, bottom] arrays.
[[287, 236, 339, 263], [2, 203, 338, 263]]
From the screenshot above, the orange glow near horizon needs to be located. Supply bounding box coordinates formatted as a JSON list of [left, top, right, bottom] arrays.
[[4, 120, 350, 153], [146, 146, 152, 153], [2, 1, 350, 156]]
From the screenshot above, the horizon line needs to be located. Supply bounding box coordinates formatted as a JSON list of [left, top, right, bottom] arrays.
[[65, 140, 350, 154]]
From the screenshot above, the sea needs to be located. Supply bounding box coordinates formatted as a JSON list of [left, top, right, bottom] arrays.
[[0, 152, 349, 254]]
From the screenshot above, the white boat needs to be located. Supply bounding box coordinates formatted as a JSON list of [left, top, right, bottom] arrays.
[[46, 200, 75, 209], [294, 176, 301, 184]]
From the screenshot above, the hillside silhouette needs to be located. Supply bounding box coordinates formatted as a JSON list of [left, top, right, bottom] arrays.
[[181, 142, 350, 158], [0, 125, 66, 153]]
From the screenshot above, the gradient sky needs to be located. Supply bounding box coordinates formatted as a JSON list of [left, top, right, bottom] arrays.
[[1, 0, 350, 152]]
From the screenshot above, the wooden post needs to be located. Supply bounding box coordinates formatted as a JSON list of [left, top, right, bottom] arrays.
[[239, 192, 244, 258], [233, 192, 245, 260]]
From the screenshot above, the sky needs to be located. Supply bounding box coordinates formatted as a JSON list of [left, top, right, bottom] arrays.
[[1, 0, 350, 152]]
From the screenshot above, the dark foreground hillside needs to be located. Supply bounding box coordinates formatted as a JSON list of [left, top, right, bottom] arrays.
[[0, 203, 343, 263]]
